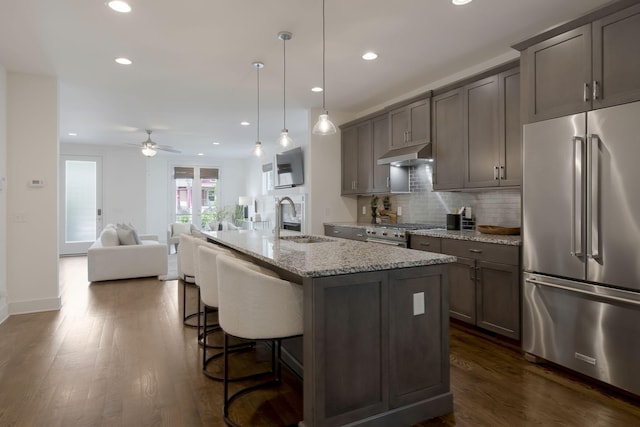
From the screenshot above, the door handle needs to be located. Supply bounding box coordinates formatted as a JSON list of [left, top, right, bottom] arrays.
[[583, 82, 590, 103], [571, 136, 585, 257], [588, 134, 600, 260], [97, 208, 102, 216]]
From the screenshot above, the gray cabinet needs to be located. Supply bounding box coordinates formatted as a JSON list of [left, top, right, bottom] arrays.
[[389, 98, 431, 149], [371, 115, 391, 193], [341, 121, 372, 195], [432, 88, 464, 191], [341, 115, 390, 195], [411, 235, 521, 339], [324, 225, 366, 241], [521, 3, 640, 123]]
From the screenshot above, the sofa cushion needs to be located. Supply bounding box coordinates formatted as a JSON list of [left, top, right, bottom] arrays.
[[172, 222, 192, 236], [100, 227, 120, 247]]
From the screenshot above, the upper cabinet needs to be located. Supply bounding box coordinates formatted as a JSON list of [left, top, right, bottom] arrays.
[[519, 3, 640, 123], [388, 98, 431, 149], [433, 66, 521, 191], [340, 114, 391, 196]]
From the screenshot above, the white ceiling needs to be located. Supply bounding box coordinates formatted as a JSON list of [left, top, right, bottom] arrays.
[[0, 0, 611, 159]]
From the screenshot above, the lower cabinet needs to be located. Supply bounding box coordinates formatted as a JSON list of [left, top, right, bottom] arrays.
[[410, 235, 521, 340]]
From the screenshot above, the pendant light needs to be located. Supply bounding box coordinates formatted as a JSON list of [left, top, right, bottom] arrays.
[[277, 31, 294, 147], [252, 61, 264, 157], [312, 0, 336, 135]]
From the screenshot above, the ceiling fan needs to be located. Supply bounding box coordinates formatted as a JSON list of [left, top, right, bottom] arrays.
[[129, 130, 181, 157]]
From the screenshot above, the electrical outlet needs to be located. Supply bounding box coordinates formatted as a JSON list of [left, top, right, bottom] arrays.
[[413, 292, 425, 316], [398, 206, 403, 216]]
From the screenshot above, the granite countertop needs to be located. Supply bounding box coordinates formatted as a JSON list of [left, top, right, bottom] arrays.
[[203, 230, 455, 278], [410, 229, 522, 246]]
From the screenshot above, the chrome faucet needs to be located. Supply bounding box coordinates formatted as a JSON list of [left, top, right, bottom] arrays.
[[274, 196, 297, 241]]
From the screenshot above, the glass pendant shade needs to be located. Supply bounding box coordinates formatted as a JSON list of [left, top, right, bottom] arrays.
[[312, 113, 337, 135], [278, 129, 293, 147], [252, 141, 263, 157], [141, 147, 157, 157]]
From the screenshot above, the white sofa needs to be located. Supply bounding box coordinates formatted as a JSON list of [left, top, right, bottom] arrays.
[[88, 225, 168, 282]]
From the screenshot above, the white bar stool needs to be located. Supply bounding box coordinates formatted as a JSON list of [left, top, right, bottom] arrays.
[[178, 233, 200, 328], [216, 253, 303, 427]]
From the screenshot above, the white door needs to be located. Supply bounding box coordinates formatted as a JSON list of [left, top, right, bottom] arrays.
[[60, 155, 103, 255]]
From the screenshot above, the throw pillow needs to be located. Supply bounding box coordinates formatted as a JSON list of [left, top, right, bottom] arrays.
[[117, 223, 142, 244], [172, 222, 192, 236], [100, 227, 119, 247], [116, 227, 138, 245]]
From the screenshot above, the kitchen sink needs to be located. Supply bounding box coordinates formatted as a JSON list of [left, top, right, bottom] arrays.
[[280, 235, 334, 244]]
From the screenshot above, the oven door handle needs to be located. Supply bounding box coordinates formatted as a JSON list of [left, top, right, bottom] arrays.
[[366, 237, 406, 247]]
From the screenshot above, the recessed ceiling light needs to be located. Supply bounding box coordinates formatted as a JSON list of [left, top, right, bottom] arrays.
[[362, 52, 378, 61], [212, 142, 220, 145], [197, 153, 204, 156], [452, 0, 472, 5], [107, 1, 131, 13], [311, 87, 323, 93], [68, 132, 78, 136], [240, 121, 250, 126], [115, 57, 132, 65]]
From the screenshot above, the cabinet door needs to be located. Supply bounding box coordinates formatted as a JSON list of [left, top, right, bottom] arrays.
[[592, 4, 640, 109], [476, 261, 520, 339], [498, 68, 522, 187], [432, 88, 464, 190], [341, 126, 358, 195], [448, 257, 476, 324], [371, 115, 391, 193], [389, 107, 409, 149], [463, 75, 500, 188], [356, 122, 373, 193], [408, 99, 430, 146], [524, 24, 592, 123]]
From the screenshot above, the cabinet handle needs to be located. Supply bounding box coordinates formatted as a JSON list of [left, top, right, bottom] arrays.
[[592, 80, 599, 100], [407, 130, 411, 142], [583, 82, 590, 102], [356, 233, 364, 237], [403, 131, 408, 143], [468, 249, 483, 254], [386, 176, 390, 188], [493, 166, 499, 180], [334, 230, 341, 234], [420, 242, 431, 247], [469, 266, 476, 281], [500, 166, 505, 180]]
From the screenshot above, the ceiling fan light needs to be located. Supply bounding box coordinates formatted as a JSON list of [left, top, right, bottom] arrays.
[[313, 113, 336, 135], [142, 147, 157, 157], [278, 129, 293, 148], [252, 141, 263, 157]]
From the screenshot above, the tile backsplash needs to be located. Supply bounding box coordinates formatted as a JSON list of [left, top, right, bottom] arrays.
[[357, 163, 521, 227]]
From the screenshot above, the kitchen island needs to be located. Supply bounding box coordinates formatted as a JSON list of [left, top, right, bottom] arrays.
[[204, 229, 456, 427]]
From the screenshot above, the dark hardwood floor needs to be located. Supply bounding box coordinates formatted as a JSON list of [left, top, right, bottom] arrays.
[[0, 256, 638, 426]]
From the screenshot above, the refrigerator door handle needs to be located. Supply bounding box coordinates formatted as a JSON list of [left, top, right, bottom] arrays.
[[571, 136, 585, 257], [588, 134, 601, 260], [526, 278, 640, 308]]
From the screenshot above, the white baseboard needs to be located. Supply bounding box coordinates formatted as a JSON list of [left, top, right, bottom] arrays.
[[0, 302, 8, 325], [9, 296, 61, 315]]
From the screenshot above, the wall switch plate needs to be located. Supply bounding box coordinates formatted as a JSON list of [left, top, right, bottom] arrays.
[[398, 206, 403, 216], [413, 292, 425, 316], [362, 206, 366, 215]]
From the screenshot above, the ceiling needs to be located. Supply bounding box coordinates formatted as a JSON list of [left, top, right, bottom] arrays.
[[0, 0, 611, 159]]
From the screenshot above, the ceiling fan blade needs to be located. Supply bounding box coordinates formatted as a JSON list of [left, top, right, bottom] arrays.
[[154, 145, 181, 153]]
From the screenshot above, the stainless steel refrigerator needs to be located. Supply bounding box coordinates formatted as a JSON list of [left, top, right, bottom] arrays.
[[522, 101, 640, 396]]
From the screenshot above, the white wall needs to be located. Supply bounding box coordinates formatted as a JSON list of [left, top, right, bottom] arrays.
[[0, 65, 8, 323], [307, 109, 357, 235], [7, 72, 60, 315]]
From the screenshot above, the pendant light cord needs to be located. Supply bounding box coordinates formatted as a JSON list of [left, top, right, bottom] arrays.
[[322, 0, 327, 113], [283, 36, 287, 129], [257, 64, 260, 142]]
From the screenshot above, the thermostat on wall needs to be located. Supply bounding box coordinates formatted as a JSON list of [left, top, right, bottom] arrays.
[[28, 179, 44, 188]]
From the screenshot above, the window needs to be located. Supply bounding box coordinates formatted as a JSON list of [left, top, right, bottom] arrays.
[[174, 166, 219, 228]]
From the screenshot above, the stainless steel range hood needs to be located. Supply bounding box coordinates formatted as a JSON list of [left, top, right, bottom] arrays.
[[377, 143, 432, 166]]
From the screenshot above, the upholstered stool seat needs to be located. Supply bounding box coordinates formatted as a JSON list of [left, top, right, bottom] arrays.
[[178, 234, 201, 327], [216, 253, 303, 427]]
